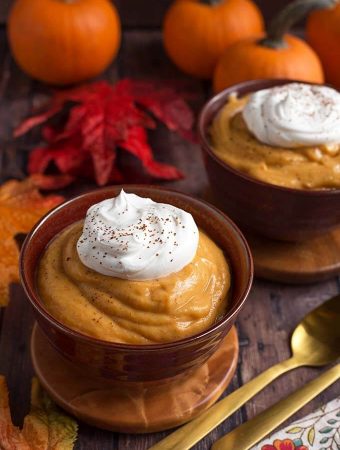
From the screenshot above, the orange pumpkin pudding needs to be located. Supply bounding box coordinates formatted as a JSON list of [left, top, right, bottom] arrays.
[[37, 191, 230, 344], [210, 83, 340, 189]]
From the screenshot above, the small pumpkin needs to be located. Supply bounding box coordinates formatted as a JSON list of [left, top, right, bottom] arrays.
[[8, 0, 121, 86], [307, 3, 340, 89], [163, 0, 264, 79], [213, 0, 335, 93]]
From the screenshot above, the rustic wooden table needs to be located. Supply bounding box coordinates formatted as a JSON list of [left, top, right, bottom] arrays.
[[0, 2, 339, 449]]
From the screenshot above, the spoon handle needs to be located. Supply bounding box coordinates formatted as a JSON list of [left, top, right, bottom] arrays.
[[149, 357, 300, 450], [212, 364, 340, 450]]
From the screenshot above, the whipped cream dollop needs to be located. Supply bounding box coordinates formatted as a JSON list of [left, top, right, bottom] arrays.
[[242, 83, 340, 149], [77, 190, 199, 280]]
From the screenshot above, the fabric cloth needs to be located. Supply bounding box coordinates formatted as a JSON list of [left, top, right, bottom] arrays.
[[252, 397, 340, 450]]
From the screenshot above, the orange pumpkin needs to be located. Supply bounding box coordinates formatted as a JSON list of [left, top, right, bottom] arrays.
[[213, 0, 329, 92], [163, 0, 264, 79], [8, 0, 121, 86], [307, 3, 340, 89]]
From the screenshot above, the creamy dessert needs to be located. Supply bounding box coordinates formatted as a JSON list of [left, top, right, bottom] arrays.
[[37, 191, 230, 344], [210, 83, 340, 189]]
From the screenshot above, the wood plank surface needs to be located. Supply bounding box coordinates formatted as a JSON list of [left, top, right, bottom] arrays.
[[0, 28, 32, 180], [0, 22, 339, 450], [118, 30, 209, 198], [239, 280, 340, 423]]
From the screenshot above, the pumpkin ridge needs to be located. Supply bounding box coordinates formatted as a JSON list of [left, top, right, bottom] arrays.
[[163, 0, 264, 78]]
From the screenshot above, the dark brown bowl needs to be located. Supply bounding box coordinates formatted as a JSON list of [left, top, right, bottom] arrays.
[[199, 79, 340, 242], [20, 185, 253, 382]]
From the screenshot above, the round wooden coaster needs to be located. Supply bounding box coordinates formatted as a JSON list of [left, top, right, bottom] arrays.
[[31, 325, 239, 433], [247, 228, 340, 284], [203, 189, 340, 284]]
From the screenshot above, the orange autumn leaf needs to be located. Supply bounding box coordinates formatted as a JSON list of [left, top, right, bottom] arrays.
[[0, 176, 64, 306], [0, 377, 30, 450], [22, 378, 78, 449], [0, 376, 78, 450]]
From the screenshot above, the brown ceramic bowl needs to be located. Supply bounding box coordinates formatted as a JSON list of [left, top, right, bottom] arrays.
[[20, 185, 253, 382], [199, 79, 340, 242]]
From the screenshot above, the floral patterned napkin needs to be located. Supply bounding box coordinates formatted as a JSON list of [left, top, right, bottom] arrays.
[[252, 397, 340, 450]]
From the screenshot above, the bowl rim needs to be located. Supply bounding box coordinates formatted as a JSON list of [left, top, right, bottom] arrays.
[[198, 78, 340, 197], [20, 185, 254, 351]]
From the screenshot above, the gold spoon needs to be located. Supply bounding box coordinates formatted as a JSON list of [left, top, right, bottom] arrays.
[[149, 295, 340, 450], [212, 363, 340, 450]]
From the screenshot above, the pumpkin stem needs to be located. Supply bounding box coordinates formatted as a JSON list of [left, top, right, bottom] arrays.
[[260, 0, 338, 49], [199, 0, 221, 5]]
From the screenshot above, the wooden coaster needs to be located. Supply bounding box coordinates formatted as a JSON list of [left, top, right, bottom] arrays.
[[247, 228, 340, 284], [31, 325, 239, 433], [203, 189, 340, 284]]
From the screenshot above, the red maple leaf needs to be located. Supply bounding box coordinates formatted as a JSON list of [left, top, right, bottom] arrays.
[[15, 80, 194, 187]]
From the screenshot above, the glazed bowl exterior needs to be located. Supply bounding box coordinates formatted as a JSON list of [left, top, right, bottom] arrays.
[[199, 79, 340, 242], [20, 185, 253, 382]]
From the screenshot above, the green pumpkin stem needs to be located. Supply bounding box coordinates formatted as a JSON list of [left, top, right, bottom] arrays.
[[260, 0, 338, 49]]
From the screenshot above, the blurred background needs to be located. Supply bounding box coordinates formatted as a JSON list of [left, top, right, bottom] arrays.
[[0, 0, 295, 27]]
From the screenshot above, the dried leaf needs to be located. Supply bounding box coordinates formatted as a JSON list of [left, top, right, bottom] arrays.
[[0, 376, 77, 450], [14, 106, 61, 138], [0, 177, 64, 306], [120, 126, 183, 179], [22, 378, 78, 450], [29, 174, 75, 190], [14, 80, 193, 187], [115, 79, 195, 139], [0, 376, 30, 450]]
